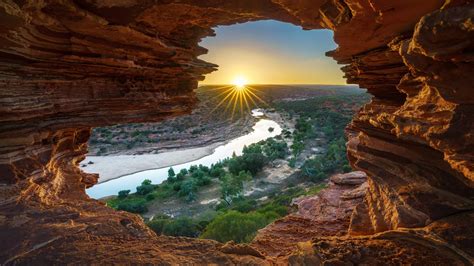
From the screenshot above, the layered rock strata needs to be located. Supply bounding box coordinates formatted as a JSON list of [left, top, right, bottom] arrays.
[[252, 171, 368, 257], [0, 0, 473, 264]]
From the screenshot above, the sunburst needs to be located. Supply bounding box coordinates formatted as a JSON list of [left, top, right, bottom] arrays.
[[205, 76, 268, 120]]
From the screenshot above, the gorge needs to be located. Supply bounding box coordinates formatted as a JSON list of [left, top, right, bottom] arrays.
[[0, 0, 473, 264], [85, 111, 282, 198]]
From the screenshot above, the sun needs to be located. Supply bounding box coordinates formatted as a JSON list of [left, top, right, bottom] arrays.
[[203, 76, 267, 120], [232, 76, 248, 88]]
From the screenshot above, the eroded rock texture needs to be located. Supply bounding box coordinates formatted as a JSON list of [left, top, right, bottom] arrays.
[[0, 0, 473, 264], [252, 171, 368, 258]]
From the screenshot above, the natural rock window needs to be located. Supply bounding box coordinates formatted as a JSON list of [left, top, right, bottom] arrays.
[[0, 1, 472, 264]]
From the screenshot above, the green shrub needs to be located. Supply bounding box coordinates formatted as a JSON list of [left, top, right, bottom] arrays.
[[261, 138, 288, 161], [198, 164, 210, 173], [257, 203, 288, 217], [189, 165, 198, 173], [192, 169, 205, 179], [145, 193, 156, 201], [196, 175, 212, 187], [118, 190, 130, 199], [228, 153, 266, 175], [178, 179, 197, 202], [200, 211, 270, 243], [136, 183, 154, 195], [173, 182, 182, 191], [179, 168, 188, 176], [230, 198, 258, 213], [176, 172, 185, 181], [162, 217, 200, 237], [209, 166, 225, 178], [147, 217, 170, 235], [117, 199, 148, 214]]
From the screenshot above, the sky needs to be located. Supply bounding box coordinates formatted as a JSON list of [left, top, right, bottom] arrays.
[[198, 20, 345, 85]]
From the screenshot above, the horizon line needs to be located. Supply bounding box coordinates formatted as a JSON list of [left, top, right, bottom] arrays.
[[198, 83, 355, 86]]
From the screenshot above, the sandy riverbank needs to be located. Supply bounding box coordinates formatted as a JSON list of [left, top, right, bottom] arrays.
[[81, 142, 223, 183], [82, 110, 291, 184]]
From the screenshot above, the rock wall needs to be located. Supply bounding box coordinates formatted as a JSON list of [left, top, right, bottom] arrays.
[[252, 171, 368, 257], [0, 0, 473, 264]]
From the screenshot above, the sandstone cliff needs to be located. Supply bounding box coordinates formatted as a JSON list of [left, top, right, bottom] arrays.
[[0, 0, 473, 264]]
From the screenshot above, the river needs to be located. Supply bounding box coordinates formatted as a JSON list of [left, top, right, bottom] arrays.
[[86, 110, 282, 199]]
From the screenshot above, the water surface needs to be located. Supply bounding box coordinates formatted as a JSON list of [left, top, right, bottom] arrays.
[[87, 112, 281, 198]]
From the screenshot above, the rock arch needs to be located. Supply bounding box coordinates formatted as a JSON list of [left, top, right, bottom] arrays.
[[0, 0, 473, 264]]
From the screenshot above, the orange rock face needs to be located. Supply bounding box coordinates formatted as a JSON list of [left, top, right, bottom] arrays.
[[252, 171, 368, 258], [0, 0, 473, 264]]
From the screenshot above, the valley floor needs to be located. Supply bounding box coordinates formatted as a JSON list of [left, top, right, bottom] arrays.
[[82, 143, 223, 184], [88, 86, 371, 246]]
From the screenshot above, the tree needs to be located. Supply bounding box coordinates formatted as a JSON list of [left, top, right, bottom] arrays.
[[167, 167, 177, 182], [136, 179, 154, 195], [196, 175, 212, 187], [189, 165, 198, 173], [209, 165, 225, 178], [228, 152, 266, 175], [243, 143, 262, 154], [178, 179, 197, 202], [168, 167, 175, 178], [220, 171, 251, 205], [176, 172, 185, 181], [117, 190, 130, 199], [198, 164, 210, 173], [179, 168, 188, 176], [192, 169, 205, 179], [290, 141, 304, 156], [262, 138, 288, 161]]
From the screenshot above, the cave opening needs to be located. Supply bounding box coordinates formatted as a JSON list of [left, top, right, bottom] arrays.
[[81, 20, 370, 246]]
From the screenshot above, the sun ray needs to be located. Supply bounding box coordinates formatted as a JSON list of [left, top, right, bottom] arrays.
[[230, 90, 240, 120], [225, 89, 239, 115], [212, 86, 236, 102], [242, 87, 251, 114], [201, 76, 271, 121], [209, 87, 238, 115], [242, 88, 258, 109], [245, 86, 268, 106], [238, 89, 244, 117]]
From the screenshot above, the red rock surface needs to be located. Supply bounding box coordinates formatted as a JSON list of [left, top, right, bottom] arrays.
[[251, 171, 368, 257], [0, 0, 473, 264]]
